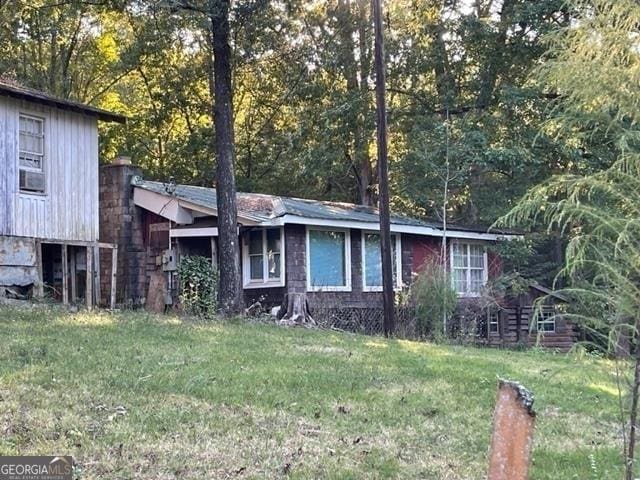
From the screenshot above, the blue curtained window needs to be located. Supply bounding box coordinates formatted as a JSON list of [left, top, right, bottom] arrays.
[[308, 230, 347, 288], [363, 233, 398, 288]]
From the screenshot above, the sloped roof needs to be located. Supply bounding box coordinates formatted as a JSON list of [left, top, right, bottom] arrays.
[[529, 282, 569, 302], [137, 181, 277, 222], [135, 180, 509, 235], [0, 79, 126, 123], [278, 196, 439, 228]]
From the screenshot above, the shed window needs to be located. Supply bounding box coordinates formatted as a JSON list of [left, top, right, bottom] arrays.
[[307, 228, 351, 291], [451, 242, 487, 296], [488, 310, 500, 333], [536, 310, 556, 333], [242, 228, 284, 288], [18, 114, 46, 194], [362, 232, 402, 291]]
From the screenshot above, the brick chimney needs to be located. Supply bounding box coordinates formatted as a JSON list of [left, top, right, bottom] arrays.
[[99, 158, 146, 306]]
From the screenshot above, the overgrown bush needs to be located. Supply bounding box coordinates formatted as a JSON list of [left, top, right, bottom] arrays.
[[409, 259, 457, 339], [177, 256, 218, 318]]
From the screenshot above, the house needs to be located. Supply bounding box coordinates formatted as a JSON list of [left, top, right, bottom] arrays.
[[109, 169, 507, 306], [0, 79, 575, 350], [99, 161, 578, 350], [0, 80, 125, 306]]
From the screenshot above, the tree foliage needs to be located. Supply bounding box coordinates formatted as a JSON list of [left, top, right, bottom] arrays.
[[0, 0, 614, 284], [500, 1, 640, 476], [501, 0, 640, 336]]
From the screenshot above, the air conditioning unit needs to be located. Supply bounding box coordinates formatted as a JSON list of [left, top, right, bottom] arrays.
[[19, 170, 45, 193]]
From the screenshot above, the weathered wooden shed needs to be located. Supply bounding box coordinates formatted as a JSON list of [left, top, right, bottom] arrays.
[[474, 283, 578, 351], [0, 79, 125, 305]]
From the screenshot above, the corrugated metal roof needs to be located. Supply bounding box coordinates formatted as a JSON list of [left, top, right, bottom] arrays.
[[136, 180, 507, 234], [138, 181, 275, 222], [0, 79, 126, 123], [279, 196, 439, 227]]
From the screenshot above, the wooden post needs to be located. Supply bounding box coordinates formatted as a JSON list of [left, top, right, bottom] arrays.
[[61, 244, 69, 305], [488, 380, 536, 480], [35, 240, 44, 298], [94, 246, 101, 306], [210, 236, 217, 271], [70, 247, 77, 303], [110, 246, 118, 310], [86, 246, 93, 309], [373, 0, 394, 336]]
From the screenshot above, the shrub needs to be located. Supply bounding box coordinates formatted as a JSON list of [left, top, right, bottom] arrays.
[[177, 255, 218, 318], [409, 259, 457, 339]]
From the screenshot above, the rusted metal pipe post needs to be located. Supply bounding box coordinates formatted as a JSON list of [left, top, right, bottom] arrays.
[[488, 379, 536, 480]]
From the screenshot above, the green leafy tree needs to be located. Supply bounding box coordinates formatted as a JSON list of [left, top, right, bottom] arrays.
[[501, 1, 640, 476]]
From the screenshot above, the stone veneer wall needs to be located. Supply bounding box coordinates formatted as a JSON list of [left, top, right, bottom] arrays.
[[99, 163, 147, 306]]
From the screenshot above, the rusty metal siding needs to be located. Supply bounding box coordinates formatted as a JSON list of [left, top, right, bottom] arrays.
[[0, 96, 99, 241]]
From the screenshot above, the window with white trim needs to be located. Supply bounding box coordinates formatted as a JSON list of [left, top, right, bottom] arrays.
[[362, 232, 402, 291], [536, 310, 556, 333], [242, 227, 284, 288], [307, 228, 351, 291], [18, 114, 46, 194], [488, 310, 499, 333], [451, 242, 487, 296]]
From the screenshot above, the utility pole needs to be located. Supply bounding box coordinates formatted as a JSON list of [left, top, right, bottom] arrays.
[[373, 0, 394, 336]]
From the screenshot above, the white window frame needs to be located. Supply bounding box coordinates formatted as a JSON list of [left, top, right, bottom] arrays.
[[536, 309, 556, 333], [450, 241, 488, 297], [361, 230, 403, 292], [488, 309, 499, 334], [306, 226, 352, 292], [242, 227, 285, 289], [18, 113, 47, 195]]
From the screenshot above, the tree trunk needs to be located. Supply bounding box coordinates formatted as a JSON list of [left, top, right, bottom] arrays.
[[475, 0, 513, 109], [278, 293, 315, 326], [626, 320, 640, 480], [432, 22, 456, 110], [356, 0, 374, 206], [337, 0, 374, 206], [210, 0, 242, 315]]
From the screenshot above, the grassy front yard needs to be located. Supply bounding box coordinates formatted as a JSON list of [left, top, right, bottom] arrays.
[[0, 307, 624, 479]]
